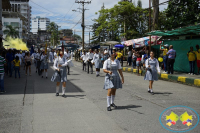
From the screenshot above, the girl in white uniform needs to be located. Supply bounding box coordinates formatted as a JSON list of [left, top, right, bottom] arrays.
[[52, 51, 68, 97], [81, 51, 87, 71], [93, 49, 102, 77], [40, 52, 49, 78]]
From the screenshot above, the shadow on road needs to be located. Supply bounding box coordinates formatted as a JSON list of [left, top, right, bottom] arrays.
[[153, 92, 173, 96], [116, 105, 142, 110]]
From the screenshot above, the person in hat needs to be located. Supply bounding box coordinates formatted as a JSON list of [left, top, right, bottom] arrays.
[[103, 49, 124, 111], [160, 44, 169, 73], [195, 45, 200, 75]]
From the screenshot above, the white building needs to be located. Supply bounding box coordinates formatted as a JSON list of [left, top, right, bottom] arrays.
[[2, 0, 31, 41], [32, 16, 50, 34]]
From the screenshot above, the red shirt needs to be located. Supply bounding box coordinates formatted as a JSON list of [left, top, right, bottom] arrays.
[[137, 57, 141, 61]]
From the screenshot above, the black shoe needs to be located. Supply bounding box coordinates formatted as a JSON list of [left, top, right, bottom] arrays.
[[110, 103, 117, 108], [0, 91, 6, 94], [46, 77, 47, 79], [62, 94, 66, 98], [36, 71, 37, 73], [68, 73, 70, 75], [56, 93, 59, 96], [107, 106, 112, 111], [42, 76, 43, 78], [91, 72, 93, 74], [151, 92, 154, 95], [148, 90, 150, 93]]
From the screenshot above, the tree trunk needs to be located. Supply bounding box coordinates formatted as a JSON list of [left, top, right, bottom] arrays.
[[152, 0, 159, 30]]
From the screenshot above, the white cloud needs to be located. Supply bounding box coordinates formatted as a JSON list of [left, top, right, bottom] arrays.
[[30, 0, 168, 42]]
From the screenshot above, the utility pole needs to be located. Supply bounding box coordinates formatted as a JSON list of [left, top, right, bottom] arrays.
[[75, 0, 91, 52], [149, 0, 151, 53]]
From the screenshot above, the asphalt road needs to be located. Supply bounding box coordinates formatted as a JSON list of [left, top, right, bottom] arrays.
[[0, 61, 199, 133]]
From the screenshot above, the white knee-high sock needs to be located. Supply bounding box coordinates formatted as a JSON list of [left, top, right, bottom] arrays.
[[56, 86, 59, 93], [62, 87, 66, 95], [111, 95, 115, 104], [107, 96, 111, 107], [46, 72, 48, 77]]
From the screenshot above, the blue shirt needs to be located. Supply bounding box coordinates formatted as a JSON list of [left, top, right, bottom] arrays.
[[6, 53, 14, 62], [167, 49, 176, 59]]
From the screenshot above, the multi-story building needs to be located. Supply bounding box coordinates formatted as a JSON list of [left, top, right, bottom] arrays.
[[2, 0, 31, 43], [31, 16, 50, 34]]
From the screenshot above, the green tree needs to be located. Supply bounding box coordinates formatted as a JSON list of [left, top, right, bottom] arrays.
[[47, 22, 59, 46], [3, 25, 19, 38], [73, 34, 82, 41], [165, 0, 200, 30], [137, 0, 142, 8]]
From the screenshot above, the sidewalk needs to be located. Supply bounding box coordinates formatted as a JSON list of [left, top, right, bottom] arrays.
[[122, 64, 200, 87], [75, 60, 200, 87]]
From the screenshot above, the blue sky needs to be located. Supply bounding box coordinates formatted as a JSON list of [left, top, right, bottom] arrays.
[[30, 0, 168, 43]]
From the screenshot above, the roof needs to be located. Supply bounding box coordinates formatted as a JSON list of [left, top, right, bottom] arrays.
[[147, 24, 200, 36]]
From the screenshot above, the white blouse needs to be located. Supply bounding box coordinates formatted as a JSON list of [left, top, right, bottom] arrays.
[[103, 58, 122, 70], [145, 58, 160, 73], [53, 56, 68, 70]]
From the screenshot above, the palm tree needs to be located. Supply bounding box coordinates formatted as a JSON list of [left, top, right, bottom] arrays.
[[3, 25, 19, 38], [47, 22, 59, 46]]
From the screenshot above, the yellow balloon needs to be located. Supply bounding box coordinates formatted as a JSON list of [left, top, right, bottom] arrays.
[[158, 57, 163, 62]]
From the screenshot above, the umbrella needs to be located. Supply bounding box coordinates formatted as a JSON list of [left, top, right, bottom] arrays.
[[100, 41, 119, 46], [114, 44, 124, 48]]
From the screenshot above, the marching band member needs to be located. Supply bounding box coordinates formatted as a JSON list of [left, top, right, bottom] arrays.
[[64, 48, 71, 75], [49, 50, 54, 63], [103, 49, 124, 111], [40, 52, 49, 78], [86, 49, 94, 74], [144, 51, 161, 95], [93, 49, 102, 77], [81, 51, 87, 72], [52, 51, 68, 97]]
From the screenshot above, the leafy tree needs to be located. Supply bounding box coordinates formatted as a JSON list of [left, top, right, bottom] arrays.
[[47, 22, 59, 46], [165, 0, 200, 30], [73, 34, 82, 41], [137, 0, 142, 8], [3, 25, 19, 38]]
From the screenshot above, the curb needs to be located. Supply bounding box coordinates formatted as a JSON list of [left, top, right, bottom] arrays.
[[122, 67, 200, 88]]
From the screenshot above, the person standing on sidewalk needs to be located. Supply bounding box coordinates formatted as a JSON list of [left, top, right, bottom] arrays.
[[13, 56, 20, 79], [195, 45, 200, 75], [52, 51, 68, 97], [136, 51, 142, 76], [86, 49, 94, 74], [160, 44, 169, 73], [0, 53, 6, 94], [187, 47, 196, 75], [167, 45, 176, 74], [144, 51, 161, 95], [103, 49, 124, 111], [127, 49, 132, 66]]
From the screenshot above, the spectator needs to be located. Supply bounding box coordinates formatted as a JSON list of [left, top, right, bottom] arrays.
[[13, 56, 20, 79], [160, 44, 169, 73], [143, 51, 150, 68], [116, 49, 123, 62], [0, 52, 6, 93], [25, 52, 32, 76], [136, 51, 142, 76], [195, 45, 200, 75], [6, 49, 14, 77], [187, 47, 196, 75], [132, 49, 137, 68], [167, 45, 176, 74], [127, 49, 132, 66]]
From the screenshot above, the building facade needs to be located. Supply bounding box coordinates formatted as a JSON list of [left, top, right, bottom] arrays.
[[2, 0, 31, 43], [31, 16, 50, 34]]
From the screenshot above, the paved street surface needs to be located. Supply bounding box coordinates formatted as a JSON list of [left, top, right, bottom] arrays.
[[0, 61, 200, 133]]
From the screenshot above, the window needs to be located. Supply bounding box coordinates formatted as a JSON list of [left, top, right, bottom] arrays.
[[4, 22, 9, 27], [11, 22, 19, 28]]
